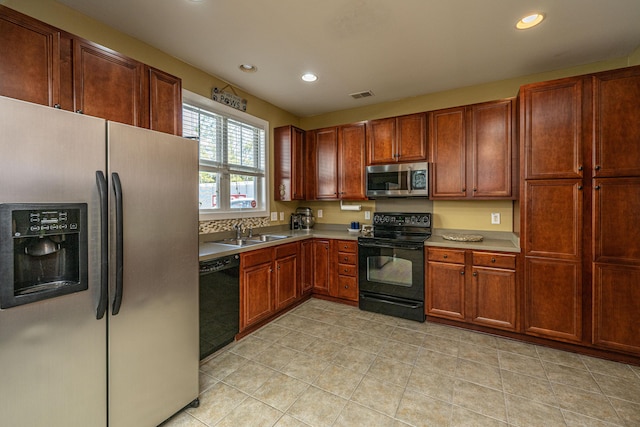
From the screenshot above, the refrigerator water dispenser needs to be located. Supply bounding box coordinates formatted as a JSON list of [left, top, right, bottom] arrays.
[[0, 203, 88, 309]]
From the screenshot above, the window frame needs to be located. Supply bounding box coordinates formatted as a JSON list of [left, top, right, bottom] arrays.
[[183, 89, 269, 221]]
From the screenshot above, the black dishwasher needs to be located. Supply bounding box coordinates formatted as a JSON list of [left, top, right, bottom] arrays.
[[199, 254, 240, 360]]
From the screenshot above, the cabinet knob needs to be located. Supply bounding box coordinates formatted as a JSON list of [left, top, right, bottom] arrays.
[[594, 185, 601, 190], [473, 188, 477, 192], [76, 109, 83, 114], [53, 104, 61, 109], [595, 165, 601, 171], [491, 258, 496, 263], [462, 188, 466, 192], [343, 269, 349, 272], [578, 185, 583, 190], [443, 254, 448, 259], [473, 271, 478, 276], [460, 270, 465, 275], [578, 165, 583, 171], [344, 285, 349, 289]]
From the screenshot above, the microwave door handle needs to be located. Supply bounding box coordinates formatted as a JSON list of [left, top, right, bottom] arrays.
[[407, 167, 412, 193]]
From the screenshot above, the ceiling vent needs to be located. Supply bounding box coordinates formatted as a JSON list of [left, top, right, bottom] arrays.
[[350, 90, 374, 99]]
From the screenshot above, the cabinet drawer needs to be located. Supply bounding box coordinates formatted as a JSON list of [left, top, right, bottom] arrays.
[[241, 248, 272, 267], [336, 275, 358, 301], [472, 252, 516, 269], [337, 252, 357, 265], [338, 263, 357, 277], [336, 240, 357, 253], [428, 248, 465, 264], [275, 241, 298, 259]]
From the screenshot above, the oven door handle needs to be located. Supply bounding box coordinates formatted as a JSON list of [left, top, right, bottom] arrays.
[[360, 294, 423, 309], [358, 242, 423, 250]]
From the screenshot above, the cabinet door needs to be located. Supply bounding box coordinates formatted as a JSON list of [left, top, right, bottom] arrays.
[[524, 257, 582, 343], [0, 7, 60, 107], [335, 275, 358, 301], [274, 126, 294, 201], [312, 240, 331, 295], [291, 127, 306, 200], [274, 254, 298, 310], [426, 261, 466, 320], [593, 263, 640, 354], [338, 122, 367, 200], [300, 240, 314, 294], [73, 38, 143, 126], [470, 267, 517, 331], [429, 107, 467, 198], [367, 117, 396, 164], [397, 113, 427, 162], [524, 180, 583, 260], [592, 68, 640, 177], [240, 261, 273, 330], [593, 178, 640, 265], [314, 127, 339, 199], [469, 99, 514, 198], [146, 67, 182, 135], [521, 77, 583, 179]]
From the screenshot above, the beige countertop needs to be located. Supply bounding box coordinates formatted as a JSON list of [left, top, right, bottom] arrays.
[[199, 225, 520, 262]]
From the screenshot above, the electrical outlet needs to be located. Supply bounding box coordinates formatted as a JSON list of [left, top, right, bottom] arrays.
[[491, 212, 501, 224], [270, 212, 278, 221], [364, 211, 371, 220], [317, 209, 323, 218], [279, 212, 284, 221]]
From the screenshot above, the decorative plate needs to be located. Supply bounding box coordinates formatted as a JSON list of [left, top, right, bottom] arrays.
[[441, 233, 484, 242]]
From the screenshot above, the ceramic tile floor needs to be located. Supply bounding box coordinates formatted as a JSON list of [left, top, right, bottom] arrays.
[[161, 298, 640, 427]]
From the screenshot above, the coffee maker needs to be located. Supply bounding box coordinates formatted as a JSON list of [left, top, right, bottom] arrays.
[[295, 207, 315, 229]]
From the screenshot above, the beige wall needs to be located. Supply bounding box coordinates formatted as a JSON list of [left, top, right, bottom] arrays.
[[5, 1, 639, 233]]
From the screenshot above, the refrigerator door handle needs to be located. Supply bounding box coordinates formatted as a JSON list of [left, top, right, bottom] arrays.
[[96, 171, 109, 319], [111, 172, 124, 315]]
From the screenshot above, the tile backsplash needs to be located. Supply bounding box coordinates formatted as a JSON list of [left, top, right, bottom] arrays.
[[199, 217, 271, 234]]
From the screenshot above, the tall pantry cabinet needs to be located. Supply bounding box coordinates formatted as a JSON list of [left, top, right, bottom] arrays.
[[520, 65, 640, 354]]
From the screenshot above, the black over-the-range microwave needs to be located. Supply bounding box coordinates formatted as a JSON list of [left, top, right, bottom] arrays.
[[365, 162, 429, 198]]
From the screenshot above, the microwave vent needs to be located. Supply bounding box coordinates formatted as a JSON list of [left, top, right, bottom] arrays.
[[350, 90, 374, 99]]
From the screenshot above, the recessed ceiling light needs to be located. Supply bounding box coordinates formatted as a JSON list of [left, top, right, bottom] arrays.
[[301, 73, 318, 82], [516, 13, 545, 30], [239, 64, 257, 73]]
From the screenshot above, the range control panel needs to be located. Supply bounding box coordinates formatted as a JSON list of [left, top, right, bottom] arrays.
[[373, 212, 431, 228]]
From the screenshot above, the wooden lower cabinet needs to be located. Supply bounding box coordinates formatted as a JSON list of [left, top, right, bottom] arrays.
[[426, 248, 518, 332], [240, 242, 299, 331], [310, 239, 331, 295], [331, 240, 358, 302]]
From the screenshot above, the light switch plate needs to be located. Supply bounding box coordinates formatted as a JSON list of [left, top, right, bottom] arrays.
[[279, 212, 284, 221], [317, 209, 323, 218], [364, 211, 371, 220], [491, 212, 501, 224], [271, 212, 278, 221]]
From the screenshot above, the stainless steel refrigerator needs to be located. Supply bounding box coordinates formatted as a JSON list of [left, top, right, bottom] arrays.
[[0, 96, 199, 426]]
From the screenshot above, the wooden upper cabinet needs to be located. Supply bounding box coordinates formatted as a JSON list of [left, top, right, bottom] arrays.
[[430, 107, 467, 198], [274, 125, 305, 201], [338, 122, 367, 200], [314, 127, 339, 199], [145, 67, 182, 135], [367, 113, 426, 164], [521, 77, 584, 179], [0, 6, 60, 107], [73, 39, 143, 126], [592, 67, 640, 177], [469, 99, 515, 198]]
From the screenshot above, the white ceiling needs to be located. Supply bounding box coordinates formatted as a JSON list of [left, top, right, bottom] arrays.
[[56, 0, 640, 117]]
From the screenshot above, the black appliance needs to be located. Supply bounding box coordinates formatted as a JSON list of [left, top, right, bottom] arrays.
[[358, 212, 431, 322], [199, 254, 240, 359], [365, 162, 429, 198]]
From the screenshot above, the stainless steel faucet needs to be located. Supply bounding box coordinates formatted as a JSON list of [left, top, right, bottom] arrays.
[[234, 223, 244, 240]]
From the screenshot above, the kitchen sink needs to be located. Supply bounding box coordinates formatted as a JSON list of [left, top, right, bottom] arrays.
[[214, 238, 262, 247], [248, 234, 290, 242]]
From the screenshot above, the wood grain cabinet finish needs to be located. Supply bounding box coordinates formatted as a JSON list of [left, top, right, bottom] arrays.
[[274, 125, 306, 201], [366, 113, 427, 164], [0, 6, 182, 135], [470, 252, 517, 332], [240, 243, 300, 331], [426, 248, 466, 321], [0, 6, 60, 107], [300, 240, 314, 295], [429, 99, 515, 200], [310, 240, 331, 295], [310, 123, 366, 200], [331, 240, 358, 302]]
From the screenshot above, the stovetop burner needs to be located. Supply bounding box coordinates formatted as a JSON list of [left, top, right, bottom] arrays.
[[360, 212, 432, 243]]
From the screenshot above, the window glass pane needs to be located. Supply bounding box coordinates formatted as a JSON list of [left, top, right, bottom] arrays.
[[230, 174, 259, 209], [199, 171, 219, 209]]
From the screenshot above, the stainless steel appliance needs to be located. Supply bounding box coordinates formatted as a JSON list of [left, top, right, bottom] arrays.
[[199, 254, 240, 360], [358, 212, 431, 322], [0, 96, 199, 427], [290, 213, 302, 229], [296, 207, 315, 229], [365, 162, 429, 198]]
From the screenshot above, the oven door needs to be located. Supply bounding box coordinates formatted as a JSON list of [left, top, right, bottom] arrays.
[[358, 239, 424, 301]]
